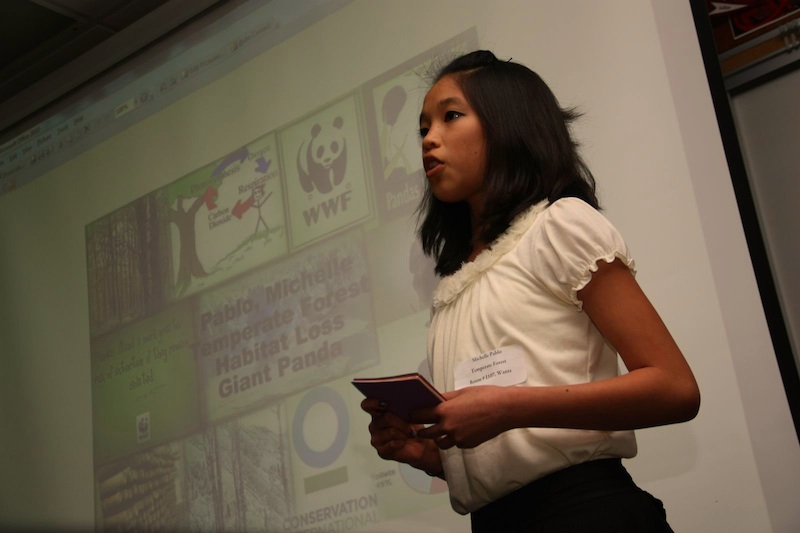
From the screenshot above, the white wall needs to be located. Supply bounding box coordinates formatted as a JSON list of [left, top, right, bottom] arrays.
[[731, 68, 800, 369], [651, 2, 800, 531], [0, 1, 798, 531]]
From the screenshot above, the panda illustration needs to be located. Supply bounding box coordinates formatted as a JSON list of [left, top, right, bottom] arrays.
[[297, 116, 348, 194]]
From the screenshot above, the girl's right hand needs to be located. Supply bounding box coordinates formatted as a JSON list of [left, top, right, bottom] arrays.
[[361, 398, 443, 475]]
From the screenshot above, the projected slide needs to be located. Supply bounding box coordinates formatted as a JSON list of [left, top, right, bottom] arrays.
[[87, 29, 477, 531], [167, 133, 288, 299]]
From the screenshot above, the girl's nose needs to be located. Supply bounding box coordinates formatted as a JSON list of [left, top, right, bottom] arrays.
[[421, 128, 439, 152]]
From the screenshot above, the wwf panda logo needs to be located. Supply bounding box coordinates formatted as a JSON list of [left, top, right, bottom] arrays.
[[297, 116, 348, 194]]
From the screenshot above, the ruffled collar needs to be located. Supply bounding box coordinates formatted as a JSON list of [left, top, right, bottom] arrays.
[[432, 200, 548, 309]]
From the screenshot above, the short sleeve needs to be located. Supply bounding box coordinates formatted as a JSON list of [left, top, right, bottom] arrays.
[[531, 197, 636, 310]]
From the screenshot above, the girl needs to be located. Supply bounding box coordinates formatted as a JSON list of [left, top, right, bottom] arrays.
[[362, 50, 700, 532]]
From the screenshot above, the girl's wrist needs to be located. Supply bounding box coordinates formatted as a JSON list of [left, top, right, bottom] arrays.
[[413, 442, 444, 478]]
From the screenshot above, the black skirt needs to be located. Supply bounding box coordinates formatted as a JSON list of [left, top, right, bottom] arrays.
[[470, 459, 674, 533]]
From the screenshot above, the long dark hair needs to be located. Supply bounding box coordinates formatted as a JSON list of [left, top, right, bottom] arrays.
[[418, 50, 598, 276]]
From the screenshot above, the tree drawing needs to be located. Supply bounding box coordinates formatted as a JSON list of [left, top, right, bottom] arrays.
[[169, 189, 216, 296]]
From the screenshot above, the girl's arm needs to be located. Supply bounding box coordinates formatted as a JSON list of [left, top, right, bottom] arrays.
[[413, 258, 700, 449]]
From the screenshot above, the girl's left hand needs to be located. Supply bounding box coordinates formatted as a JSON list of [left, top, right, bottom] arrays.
[[410, 386, 512, 449]]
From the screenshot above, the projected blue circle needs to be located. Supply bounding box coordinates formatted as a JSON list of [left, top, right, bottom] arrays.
[[292, 386, 349, 468]]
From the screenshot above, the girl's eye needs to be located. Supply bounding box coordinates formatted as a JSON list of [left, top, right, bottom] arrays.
[[418, 127, 429, 138], [444, 110, 463, 122]]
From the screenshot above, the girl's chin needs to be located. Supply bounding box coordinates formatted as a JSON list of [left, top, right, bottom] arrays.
[[429, 184, 457, 202], [431, 188, 470, 205], [432, 192, 463, 204]]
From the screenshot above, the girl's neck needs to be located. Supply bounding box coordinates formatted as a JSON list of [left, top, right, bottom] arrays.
[[467, 241, 488, 262], [468, 205, 488, 261], [469, 221, 488, 263]]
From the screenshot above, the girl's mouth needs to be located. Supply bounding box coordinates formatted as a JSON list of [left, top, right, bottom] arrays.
[[424, 157, 443, 177]]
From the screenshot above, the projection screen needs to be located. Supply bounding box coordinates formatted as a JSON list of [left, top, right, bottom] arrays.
[[74, 3, 477, 530]]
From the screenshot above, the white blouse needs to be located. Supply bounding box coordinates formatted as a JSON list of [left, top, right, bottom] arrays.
[[428, 197, 638, 514]]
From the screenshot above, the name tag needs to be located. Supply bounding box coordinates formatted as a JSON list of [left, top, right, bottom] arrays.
[[454, 345, 528, 390]]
